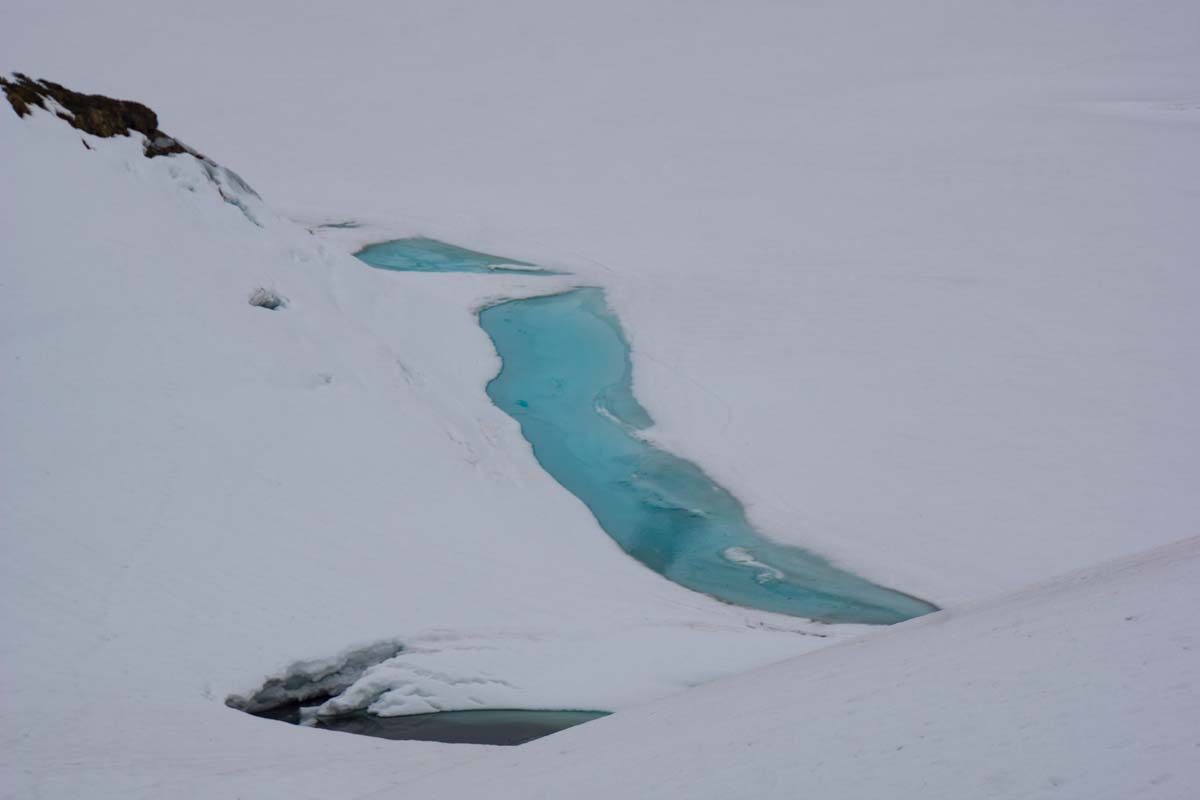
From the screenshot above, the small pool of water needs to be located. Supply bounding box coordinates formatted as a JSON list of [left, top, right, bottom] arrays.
[[355, 237, 557, 274], [480, 288, 937, 624], [256, 705, 606, 746]]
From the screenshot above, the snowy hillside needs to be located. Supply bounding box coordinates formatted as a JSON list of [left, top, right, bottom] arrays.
[[1, 81, 856, 799], [403, 536, 1200, 799], [3, 0, 1199, 798]]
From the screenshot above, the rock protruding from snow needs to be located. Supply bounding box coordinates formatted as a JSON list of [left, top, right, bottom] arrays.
[[226, 640, 405, 715], [248, 288, 287, 310], [2, 73, 266, 224], [1, 72, 187, 157]]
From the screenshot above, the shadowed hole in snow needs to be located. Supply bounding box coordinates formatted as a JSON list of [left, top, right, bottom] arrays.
[[226, 641, 607, 745], [268, 707, 608, 746]]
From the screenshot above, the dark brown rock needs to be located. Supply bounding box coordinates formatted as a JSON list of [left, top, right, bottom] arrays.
[[1, 72, 195, 158]]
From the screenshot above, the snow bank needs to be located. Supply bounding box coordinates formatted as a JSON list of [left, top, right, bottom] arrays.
[[400, 536, 1200, 799]]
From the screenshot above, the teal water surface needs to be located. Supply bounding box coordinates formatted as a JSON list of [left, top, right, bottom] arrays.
[[356, 237, 557, 274], [479, 288, 937, 624]]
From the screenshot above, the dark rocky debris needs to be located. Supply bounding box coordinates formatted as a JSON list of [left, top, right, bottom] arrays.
[[1, 72, 190, 157], [248, 287, 287, 310]]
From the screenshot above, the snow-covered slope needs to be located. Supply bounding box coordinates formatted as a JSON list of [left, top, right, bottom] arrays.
[[400, 536, 1200, 800], [0, 95, 854, 800]]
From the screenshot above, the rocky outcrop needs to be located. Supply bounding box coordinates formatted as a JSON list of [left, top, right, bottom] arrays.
[[3, 72, 268, 224], [1, 72, 189, 157]]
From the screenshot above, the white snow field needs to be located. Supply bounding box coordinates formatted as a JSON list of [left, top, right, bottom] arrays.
[[2, 0, 1199, 798], [0, 104, 848, 799]]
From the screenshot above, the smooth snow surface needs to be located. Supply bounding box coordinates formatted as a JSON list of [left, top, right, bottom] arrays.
[[401, 537, 1200, 800], [481, 287, 936, 622]]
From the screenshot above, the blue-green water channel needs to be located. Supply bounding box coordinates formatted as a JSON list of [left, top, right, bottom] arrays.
[[356, 237, 556, 274], [479, 289, 937, 624], [354, 238, 935, 624]]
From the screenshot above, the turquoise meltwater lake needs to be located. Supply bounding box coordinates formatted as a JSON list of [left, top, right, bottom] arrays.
[[480, 288, 936, 624], [234, 243, 936, 749], [356, 237, 556, 274], [354, 239, 935, 624]]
